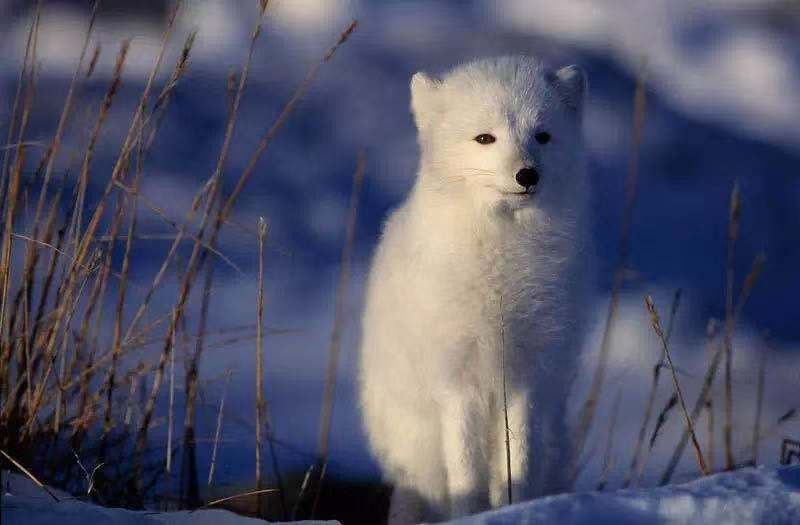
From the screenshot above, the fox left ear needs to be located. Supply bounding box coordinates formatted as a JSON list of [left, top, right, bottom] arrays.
[[410, 71, 441, 130], [552, 65, 588, 112]]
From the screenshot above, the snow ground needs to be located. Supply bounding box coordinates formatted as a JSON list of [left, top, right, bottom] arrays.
[[449, 465, 800, 525], [1, 472, 337, 524], [5, 467, 800, 525]]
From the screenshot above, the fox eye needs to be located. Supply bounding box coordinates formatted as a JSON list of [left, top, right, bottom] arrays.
[[535, 131, 551, 145], [474, 134, 496, 145]]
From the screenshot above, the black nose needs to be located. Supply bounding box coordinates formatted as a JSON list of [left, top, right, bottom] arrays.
[[515, 168, 540, 189]]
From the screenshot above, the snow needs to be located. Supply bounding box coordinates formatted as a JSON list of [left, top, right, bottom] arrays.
[[1, 472, 337, 525], [449, 466, 800, 525], [6, 467, 800, 524]]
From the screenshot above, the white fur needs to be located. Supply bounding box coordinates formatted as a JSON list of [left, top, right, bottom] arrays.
[[358, 56, 590, 523]]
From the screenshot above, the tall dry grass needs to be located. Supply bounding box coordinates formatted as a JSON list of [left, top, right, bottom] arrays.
[[0, 1, 357, 514]]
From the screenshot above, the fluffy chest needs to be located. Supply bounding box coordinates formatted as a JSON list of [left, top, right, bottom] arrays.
[[415, 224, 558, 332]]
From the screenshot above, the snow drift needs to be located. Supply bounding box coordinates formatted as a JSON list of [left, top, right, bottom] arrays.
[[449, 466, 800, 525]]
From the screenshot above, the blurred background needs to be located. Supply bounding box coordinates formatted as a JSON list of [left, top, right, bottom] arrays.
[[1, 0, 798, 519]]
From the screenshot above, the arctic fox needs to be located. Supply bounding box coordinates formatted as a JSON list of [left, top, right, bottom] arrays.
[[359, 56, 589, 523]]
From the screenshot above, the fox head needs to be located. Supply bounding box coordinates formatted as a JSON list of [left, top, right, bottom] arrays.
[[410, 56, 588, 220]]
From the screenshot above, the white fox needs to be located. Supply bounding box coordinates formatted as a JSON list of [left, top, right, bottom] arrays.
[[359, 56, 590, 523]]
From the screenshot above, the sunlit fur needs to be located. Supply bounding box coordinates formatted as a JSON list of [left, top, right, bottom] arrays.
[[358, 56, 590, 523]]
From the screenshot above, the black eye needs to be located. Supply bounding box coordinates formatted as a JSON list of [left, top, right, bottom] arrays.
[[474, 134, 496, 145], [535, 131, 551, 145]]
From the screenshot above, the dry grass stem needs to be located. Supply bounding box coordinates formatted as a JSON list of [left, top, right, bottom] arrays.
[[166, 310, 177, 474], [573, 61, 647, 478], [72, 40, 130, 248], [499, 298, 512, 504], [597, 389, 623, 491], [111, 179, 242, 275], [1, 449, 60, 502], [207, 370, 233, 486], [658, 249, 763, 484], [751, 335, 769, 465], [0, 53, 38, 347], [159, 19, 270, 497], [624, 288, 681, 488], [0, 1, 40, 217], [202, 488, 277, 509], [705, 321, 718, 472], [216, 20, 359, 235], [659, 333, 723, 485], [24, 15, 162, 436], [86, 43, 101, 78], [723, 182, 740, 471], [31, 0, 98, 253], [312, 152, 366, 517], [645, 295, 708, 476], [255, 217, 267, 514]]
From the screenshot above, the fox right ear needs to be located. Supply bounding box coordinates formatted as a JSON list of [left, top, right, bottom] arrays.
[[410, 72, 441, 130], [552, 65, 588, 113]]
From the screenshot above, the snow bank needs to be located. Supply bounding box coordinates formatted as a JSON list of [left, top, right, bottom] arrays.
[[450, 466, 800, 525], [1, 472, 337, 525], [5, 467, 800, 524]]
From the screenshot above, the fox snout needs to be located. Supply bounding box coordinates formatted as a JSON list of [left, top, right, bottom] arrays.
[[515, 167, 540, 191]]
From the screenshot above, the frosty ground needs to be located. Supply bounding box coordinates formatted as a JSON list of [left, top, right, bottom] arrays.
[[5, 465, 800, 524]]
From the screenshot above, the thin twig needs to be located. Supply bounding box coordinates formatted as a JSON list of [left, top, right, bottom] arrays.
[[312, 152, 366, 517]]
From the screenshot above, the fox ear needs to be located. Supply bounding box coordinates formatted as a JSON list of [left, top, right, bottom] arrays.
[[553, 65, 588, 112], [410, 72, 441, 130]]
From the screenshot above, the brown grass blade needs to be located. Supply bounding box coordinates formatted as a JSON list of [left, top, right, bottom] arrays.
[[723, 181, 740, 471]]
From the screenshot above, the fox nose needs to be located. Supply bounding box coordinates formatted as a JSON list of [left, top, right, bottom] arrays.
[[515, 168, 540, 190]]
